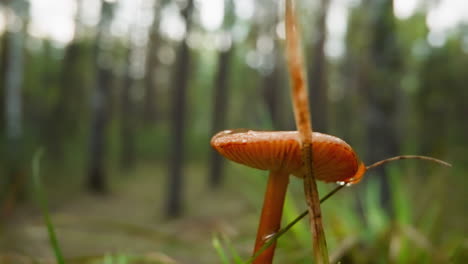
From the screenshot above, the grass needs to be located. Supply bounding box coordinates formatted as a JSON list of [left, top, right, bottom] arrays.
[[212, 233, 244, 264], [2, 158, 465, 264], [31, 149, 65, 264], [211, 161, 464, 263]]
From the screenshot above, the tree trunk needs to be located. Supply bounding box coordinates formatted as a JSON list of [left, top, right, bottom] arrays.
[[2, 0, 28, 217], [209, 47, 234, 188], [49, 0, 85, 158], [120, 52, 136, 170], [49, 42, 82, 157], [340, 5, 369, 144], [143, 1, 162, 124], [308, 0, 330, 133], [0, 24, 9, 133], [86, 0, 115, 193], [166, 0, 194, 218], [262, 51, 285, 130], [364, 0, 402, 211], [207, 0, 237, 188], [87, 67, 112, 193]]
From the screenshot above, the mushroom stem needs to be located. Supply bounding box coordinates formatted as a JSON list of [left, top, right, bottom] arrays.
[[252, 170, 290, 264]]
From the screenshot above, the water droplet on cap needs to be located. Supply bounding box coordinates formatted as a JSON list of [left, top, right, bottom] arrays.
[[336, 181, 351, 187]]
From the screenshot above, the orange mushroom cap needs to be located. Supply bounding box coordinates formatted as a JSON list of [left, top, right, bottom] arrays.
[[211, 130, 366, 184]]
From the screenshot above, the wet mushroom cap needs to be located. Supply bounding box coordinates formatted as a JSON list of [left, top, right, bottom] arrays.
[[211, 130, 366, 183]]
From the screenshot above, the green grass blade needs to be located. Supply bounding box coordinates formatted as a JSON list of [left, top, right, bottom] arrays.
[[388, 166, 411, 225], [32, 149, 66, 264], [283, 192, 309, 245], [212, 234, 231, 264], [388, 166, 411, 263], [220, 234, 244, 264], [364, 177, 388, 238]]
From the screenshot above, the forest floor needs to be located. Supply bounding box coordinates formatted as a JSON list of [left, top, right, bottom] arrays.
[[0, 162, 263, 264], [2, 159, 466, 263]]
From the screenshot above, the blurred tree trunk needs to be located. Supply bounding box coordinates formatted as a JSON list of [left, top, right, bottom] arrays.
[[166, 0, 194, 218], [262, 68, 279, 128], [415, 39, 468, 167], [143, 0, 164, 124], [340, 5, 369, 144], [0, 23, 8, 133], [308, 0, 330, 133], [0, 8, 10, 131], [208, 0, 235, 188], [120, 50, 136, 171], [364, 0, 402, 210], [88, 68, 112, 193], [50, 42, 82, 157], [50, 0, 84, 157], [1, 0, 29, 217], [87, 0, 115, 193], [257, 0, 285, 131], [262, 49, 287, 130], [208, 47, 234, 188], [59, 42, 82, 127]]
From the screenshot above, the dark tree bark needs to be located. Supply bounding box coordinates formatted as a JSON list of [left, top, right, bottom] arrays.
[[58, 42, 82, 126], [364, 0, 402, 210], [262, 50, 286, 130], [1, 0, 28, 217], [120, 51, 136, 170], [340, 5, 369, 143], [208, 0, 236, 188], [166, 0, 194, 218], [50, 0, 85, 157], [308, 0, 330, 133], [143, 1, 163, 124], [262, 70, 279, 128], [88, 67, 112, 193], [209, 47, 234, 188], [49, 42, 82, 157], [87, 0, 115, 194], [0, 23, 9, 133]]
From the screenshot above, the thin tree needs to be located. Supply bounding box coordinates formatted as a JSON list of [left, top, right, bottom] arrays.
[[208, 0, 235, 188], [339, 4, 368, 142], [307, 0, 330, 133], [0, 7, 8, 133], [143, 0, 167, 123], [50, 0, 85, 157], [87, 0, 115, 193], [120, 48, 136, 170], [1, 0, 29, 216], [257, 0, 288, 131], [262, 50, 284, 130], [364, 0, 402, 208], [166, 0, 195, 217]]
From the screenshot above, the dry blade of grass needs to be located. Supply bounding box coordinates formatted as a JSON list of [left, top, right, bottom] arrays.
[[284, 0, 329, 262]]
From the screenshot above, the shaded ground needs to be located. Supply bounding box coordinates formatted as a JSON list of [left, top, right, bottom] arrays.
[[1, 159, 466, 263], [0, 163, 262, 264]]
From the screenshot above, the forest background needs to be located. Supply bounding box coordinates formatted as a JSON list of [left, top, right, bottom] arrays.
[[0, 0, 467, 263]]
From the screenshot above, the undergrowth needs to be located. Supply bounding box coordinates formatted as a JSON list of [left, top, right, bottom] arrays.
[[15, 153, 464, 264], [212, 163, 464, 263]]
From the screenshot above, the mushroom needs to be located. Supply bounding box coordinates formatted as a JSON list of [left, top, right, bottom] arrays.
[[211, 129, 366, 263]]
